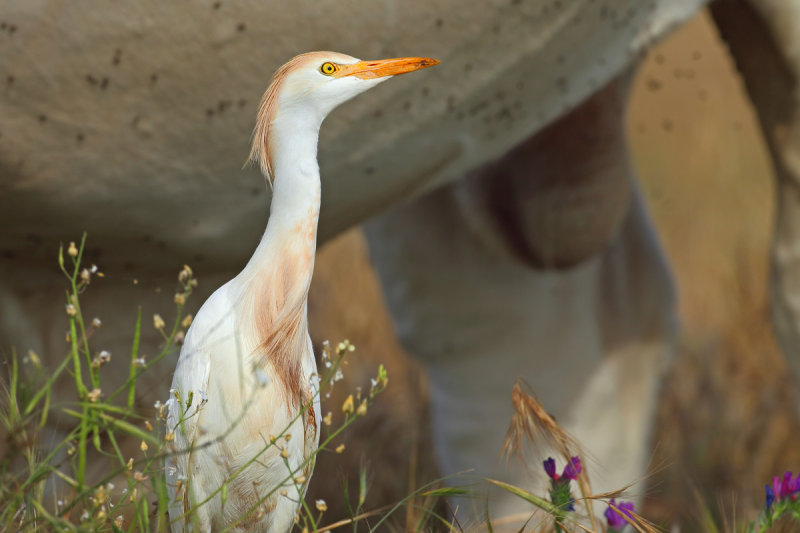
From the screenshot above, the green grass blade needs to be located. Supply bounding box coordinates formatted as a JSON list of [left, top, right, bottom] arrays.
[[128, 307, 142, 410], [486, 478, 559, 514]]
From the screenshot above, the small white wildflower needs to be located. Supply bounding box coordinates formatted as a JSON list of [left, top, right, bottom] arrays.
[[133, 357, 146, 368], [87, 388, 101, 402], [67, 241, 78, 257], [80, 268, 90, 282], [324, 360, 332, 368], [371, 378, 378, 388], [198, 389, 208, 405], [91, 317, 102, 327], [57, 499, 64, 508], [90, 264, 98, 274], [98, 350, 111, 364], [80, 510, 89, 522], [315, 499, 328, 512], [153, 313, 165, 330], [334, 369, 344, 382], [177, 474, 187, 482], [65, 303, 77, 317], [254, 368, 270, 387], [106, 482, 115, 490], [178, 264, 193, 283], [167, 465, 177, 476], [154, 400, 163, 410], [114, 516, 124, 528], [25, 349, 41, 367]]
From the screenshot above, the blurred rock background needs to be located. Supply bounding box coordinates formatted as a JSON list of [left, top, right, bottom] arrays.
[[305, 9, 800, 530]]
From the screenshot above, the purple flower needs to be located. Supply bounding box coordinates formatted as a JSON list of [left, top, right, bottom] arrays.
[[605, 499, 635, 530], [781, 471, 799, 496], [766, 484, 775, 510], [543, 457, 557, 480], [562, 456, 581, 480]]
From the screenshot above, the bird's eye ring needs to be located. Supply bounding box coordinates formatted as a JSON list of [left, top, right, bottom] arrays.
[[320, 62, 338, 76]]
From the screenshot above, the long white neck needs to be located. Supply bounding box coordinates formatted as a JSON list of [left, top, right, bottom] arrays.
[[243, 109, 323, 288]]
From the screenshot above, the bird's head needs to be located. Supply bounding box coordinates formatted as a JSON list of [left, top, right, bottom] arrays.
[[249, 51, 439, 182]]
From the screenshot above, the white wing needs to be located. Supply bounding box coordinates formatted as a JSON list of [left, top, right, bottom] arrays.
[[166, 282, 237, 532]]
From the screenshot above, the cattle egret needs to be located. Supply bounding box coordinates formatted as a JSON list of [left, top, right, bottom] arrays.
[[165, 52, 438, 532]]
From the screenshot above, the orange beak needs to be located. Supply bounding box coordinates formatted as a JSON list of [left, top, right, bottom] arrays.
[[335, 57, 439, 80]]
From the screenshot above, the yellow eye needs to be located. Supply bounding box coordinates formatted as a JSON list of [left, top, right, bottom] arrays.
[[320, 62, 338, 75]]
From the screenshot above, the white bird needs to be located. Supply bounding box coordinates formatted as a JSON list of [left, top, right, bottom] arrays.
[[165, 51, 438, 532]]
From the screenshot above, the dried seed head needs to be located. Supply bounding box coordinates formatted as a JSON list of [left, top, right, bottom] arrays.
[[114, 516, 124, 528], [323, 412, 332, 426], [127, 458, 134, 470], [153, 314, 165, 330], [175, 330, 185, 344], [68, 241, 78, 257], [315, 499, 328, 512], [92, 317, 102, 328], [140, 440, 148, 452], [133, 471, 148, 482], [356, 400, 368, 417], [165, 431, 175, 442], [65, 304, 77, 317], [144, 420, 153, 431], [502, 378, 593, 505], [341, 394, 354, 414], [280, 448, 289, 458], [335, 444, 345, 454], [174, 293, 186, 305], [87, 388, 102, 402], [181, 314, 193, 328], [295, 474, 307, 484], [80, 268, 91, 282]]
